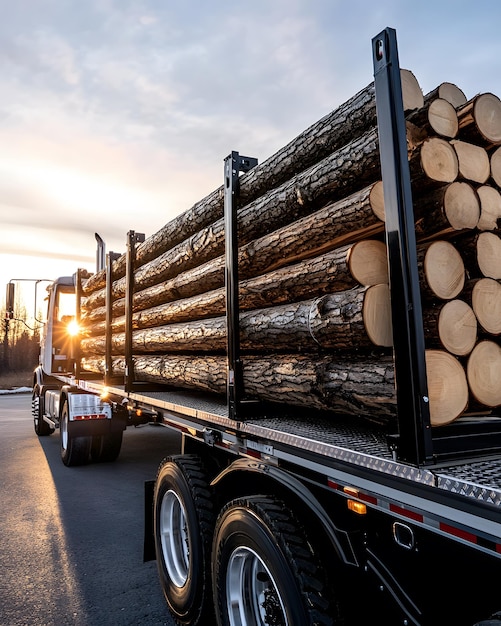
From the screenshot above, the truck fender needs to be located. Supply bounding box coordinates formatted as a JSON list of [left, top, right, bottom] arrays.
[[210, 457, 358, 567]]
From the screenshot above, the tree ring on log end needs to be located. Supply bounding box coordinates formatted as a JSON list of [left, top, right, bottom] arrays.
[[437, 299, 477, 356], [347, 240, 388, 286], [490, 146, 501, 188], [467, 341, 501, 407], [477, 231, 501, 279], [420, 138, 458, 183], [477, 185, 501, 231], [474, 93, 501, 145], [472, 278, 501, 335], [428, 98, 458, 138], [424, 241, 465, 300], [425, 349, 468, 426], [443, 182, 480, 230]]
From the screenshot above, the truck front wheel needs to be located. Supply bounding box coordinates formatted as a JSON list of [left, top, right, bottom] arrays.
[[154, 455, 216, 626], [32, 385, 54, 436], [60, 401, 91, 466], [212, 496, 333, 626]]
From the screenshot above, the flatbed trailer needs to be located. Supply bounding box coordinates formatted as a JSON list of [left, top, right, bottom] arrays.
[[24, 29, 501, 625]]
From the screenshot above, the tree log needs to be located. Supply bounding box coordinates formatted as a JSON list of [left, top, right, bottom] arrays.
[[408, 98, 458, 139], [451, 140, 490, 184], [80, 348, 468, 426], [409, 137, 458, 187], [467, 340, 501, 407], [80, 289, 381, 356], [81, 352, 398, 421], [82, 183, 385, 315], [422, 299, 477, 356], [83, 246, 359, 335], [82, 70, 423, 295], [457, 93, 501, 147], [413, 181, 479, 241], [423, 82, 467, 108], [346, 240, 388, 286], [471, 277, 501, 335]]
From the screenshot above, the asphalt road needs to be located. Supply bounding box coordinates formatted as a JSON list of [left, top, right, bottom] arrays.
[[0, 392, 181, 626]]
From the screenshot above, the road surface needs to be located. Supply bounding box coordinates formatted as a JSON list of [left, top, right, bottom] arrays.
[[0, 392, 180, 626]]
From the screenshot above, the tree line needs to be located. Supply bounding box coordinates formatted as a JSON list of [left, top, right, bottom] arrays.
[[1, 304, 41, 374]]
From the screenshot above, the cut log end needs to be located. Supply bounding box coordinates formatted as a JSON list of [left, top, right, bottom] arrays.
[[428, 98, 459, 138], [347, 240, 388, 286], [363, 284, 393, 347], [443, 181, 480, 230], [467, 341, 501, 407], [369, 180, 385, 222], [473, 92, 501, 145], [426, 349, 469, 426], [437, 299, 477, 356], [401, 69, 424, 111], [451, 140, 490, 184], [472, 277, 501, 335], [490, 146, 501, 188], [424, 241, 465, 300], [436, 82, 467, 108], [420, 138, 458, 183], [477, 185, 501, 231], [477, 231, 501, 279]]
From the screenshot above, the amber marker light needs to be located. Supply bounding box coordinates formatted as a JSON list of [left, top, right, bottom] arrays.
[[347, 500, 367, 515]]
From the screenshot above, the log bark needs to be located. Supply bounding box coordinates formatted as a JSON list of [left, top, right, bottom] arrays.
[[418, 240, 465, 300], [82, 70, 423, 295], [423, 82, 467, 108], [471, 277, 501, 335], [467, 340, 501, 407], [80, 289, 379, 356], [82, 183, 385, 315], [451, 140, 490, 184], [457, 93, 501, 147], [476, 185, 501, 231], [83, 246, 359, 335]]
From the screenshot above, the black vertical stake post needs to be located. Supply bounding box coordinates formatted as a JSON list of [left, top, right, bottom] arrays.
[[74, 269, 83, 379], [105, 251, 120, 385], [125, 231, 145, 393], [224, 151, 257, 420], [372, 28, 433, 465]]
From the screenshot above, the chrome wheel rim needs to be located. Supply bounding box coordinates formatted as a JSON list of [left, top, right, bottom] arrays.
[[159, 490, 189, 587], [226, 546, 287, 626]]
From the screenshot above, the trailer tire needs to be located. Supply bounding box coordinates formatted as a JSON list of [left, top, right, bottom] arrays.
[[212, 495, 334, 626], [32, 386, 54, 436], [90, 431, 123, 463], [154, 455, 216, 626], [60, 400, 91, 466]]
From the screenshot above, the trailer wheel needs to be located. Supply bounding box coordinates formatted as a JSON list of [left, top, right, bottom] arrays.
[[212, 496, 333, 626], [154, 455, 216, 626], [90, 431, 123, 463], [60, 401, 91, 466], [32, 385, 54, 436]]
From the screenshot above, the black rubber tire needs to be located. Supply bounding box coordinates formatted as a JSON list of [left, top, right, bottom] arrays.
[[212, 496, 334, 626], [60, 401, 91, 467], [153, 455, 216, 626], [90, 431, 123, 462], [32, 385, 54, 436]]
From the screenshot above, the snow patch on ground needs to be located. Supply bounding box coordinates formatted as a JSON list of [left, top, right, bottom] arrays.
[[0, 387, 32, 395]]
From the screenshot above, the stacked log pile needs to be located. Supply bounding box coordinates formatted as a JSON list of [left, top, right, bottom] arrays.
[[79, 70, 501, 427]]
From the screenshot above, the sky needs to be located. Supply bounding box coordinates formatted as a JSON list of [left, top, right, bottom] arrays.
[[1, 0, 501, 323]]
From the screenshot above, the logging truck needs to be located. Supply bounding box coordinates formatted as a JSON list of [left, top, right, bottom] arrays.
[[19, 28, 501, 625]]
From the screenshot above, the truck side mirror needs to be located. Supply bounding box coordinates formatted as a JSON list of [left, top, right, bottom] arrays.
[[5, 282, 14, 318]]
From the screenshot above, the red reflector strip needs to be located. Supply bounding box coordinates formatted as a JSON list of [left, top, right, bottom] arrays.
[[389, 503, 424, 523], [358, 492, 378, 506], [73, 414, 108, 421], [440, 523, 477, 544]]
